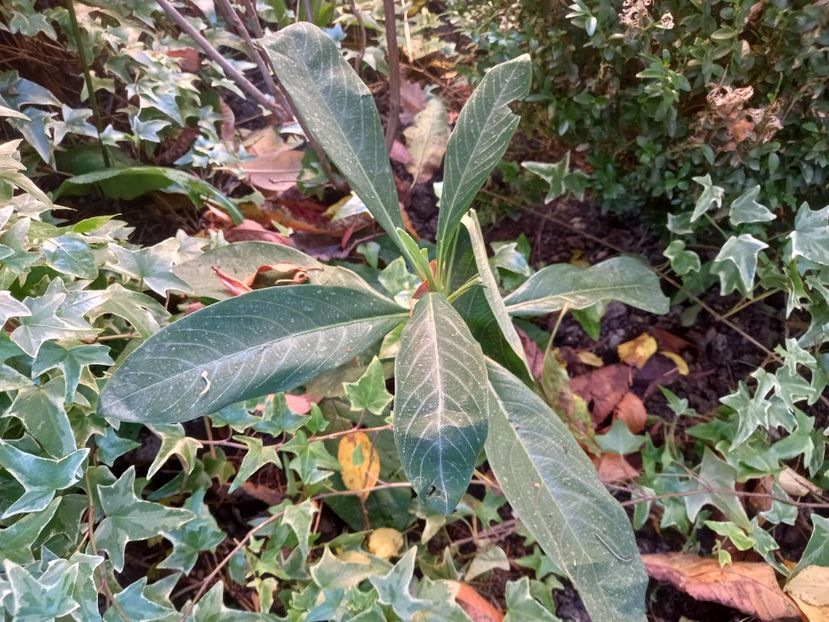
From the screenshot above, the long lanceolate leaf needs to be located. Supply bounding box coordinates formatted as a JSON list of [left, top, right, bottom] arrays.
[[263, 24, 404, 248], [485, 361, 648, 621], [99, 286, 406, 424], [394, 293, 488, 514], [437, 55, 531, 270], [504, 256, 670, 316]]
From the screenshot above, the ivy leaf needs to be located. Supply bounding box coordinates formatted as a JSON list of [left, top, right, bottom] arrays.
[[0, 290, 30, 324], [103, 577, 177, 622], [108, 242, 191, 297], [91, 284, 169, 338], [187, 581, 270, 621], [504, 577, 560, 622], [711, 234, 768, 295], [10, 290, 97, 357], [6, 377, 74, 457], [228, 436, 280, 493], [0, 497, 61, 564], [595, 419, 646, 455], [282, 432, 340, 485], [793, 515, 829, 576], [729, 185, 775, 226], [788, 202, 829, 266], [94, 428, 140, 467], [282, 498, 318, 558], [344, 357, 392, 415], [41, 235, 98, 279], [721, 381, 772, 448], [369, 547, 431, 619], [159, 488, 226, 573], [32, 341, 113, 404], [521, 152, 586, 203], [310, 547, 392, 590], [684, 448, 750, 529], [94, 467, 195, 572], [691, 174, 724, 222], [663, 240, 701, 276], [146, 424, 203, 480], [3, 560, 79, 622]]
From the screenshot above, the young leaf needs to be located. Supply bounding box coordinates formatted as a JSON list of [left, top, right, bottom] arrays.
[[394, 293, 488, 514], [484, 361, 648, 621], [263, 23, 404, 247], [437, 54, 531, 267], [504, 256, 669, 316], [99, 285, 406, 425]]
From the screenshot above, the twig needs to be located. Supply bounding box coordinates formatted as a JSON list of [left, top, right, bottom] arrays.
[[450, 518, 518, 548], [65, 0, 111, 167], [347, 0, 367, 76], [240, 0, 264, 37], [382, 0, 401, 150]]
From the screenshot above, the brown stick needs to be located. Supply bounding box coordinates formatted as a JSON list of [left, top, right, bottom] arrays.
[[382, 0, 400, 150]]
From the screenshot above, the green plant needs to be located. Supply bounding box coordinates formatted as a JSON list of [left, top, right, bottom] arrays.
[[101, 23, 670, 620]]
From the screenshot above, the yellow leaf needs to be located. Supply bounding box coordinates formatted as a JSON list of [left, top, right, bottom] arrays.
[[577, 351, 604, 367], [617, 333, 658, 368], [661, 350, 689, 376], [368, 528, 404, 560], [785, 565, 829, 621], [338, 432, 380, 499]]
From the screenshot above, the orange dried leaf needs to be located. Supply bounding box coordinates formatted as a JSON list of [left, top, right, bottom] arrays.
[[570, 363, 631, 422], [617, 333, 658, 369], [337, 431, 380, 499], [450, 581, 504, 622], [211, 266, 253, 296], [614, 391, 647, 433], [643, 553, 801, 621], [595, 453, 639, 483]]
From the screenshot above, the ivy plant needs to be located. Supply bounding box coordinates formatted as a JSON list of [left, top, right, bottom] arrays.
[[101, 23, 669, 620]]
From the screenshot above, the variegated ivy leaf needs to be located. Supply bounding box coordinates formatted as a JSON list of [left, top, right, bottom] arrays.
[[103, 577, 178, 622], [3, 559, 80, 622], [690, 174, 724, 222], [94, 467, 195, 572], [684, 448, 750, 529], [369, 548, 431, 619], [504, 577, 560, 621], [663, 240, 701, 276], [788, 202, 829, 266], [0, 290, 30, 324], [107, 238, 191, 297], [711, 233, 768, 295], [227, 436, 280, 494], [10, 289, 97, 357], [728, 185, 775, 225], [146, 424, 203, 480], [344, 356, 393, 415], [94, 428, 140, 467], [32, 341, 113, 404], [6, 377, 74, 458], [187, 581, 271, 621], [281, 498, 318, 559], [41, 234, 98, 280], [0, 498, 61, 565], [159, 488, 225, 574]]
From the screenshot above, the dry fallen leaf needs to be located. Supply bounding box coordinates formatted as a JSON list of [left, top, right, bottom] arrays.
[[367, 528, 404, 560], [660, 350, 689, 376], [285, 393, 314, 415], [450, 581, 504, 622], [399, 78, 427, 124], [577, 351, 604, 367], [786, 566, 829, 622], [338, 431, 380, 500], [595, 453, 639, 483], [614, 391, 647, 433], [243, 149, 304, 193], [570, 363, 631, 422], [403, 97, 450, 184], [778, 466, 822, 497], [211, 266, 253, 296], [618, 332, 658, 369], [643, 553, 801, 621]]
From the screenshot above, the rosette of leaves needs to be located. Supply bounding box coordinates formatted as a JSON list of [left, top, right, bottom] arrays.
[[101, 23, 671, 620]]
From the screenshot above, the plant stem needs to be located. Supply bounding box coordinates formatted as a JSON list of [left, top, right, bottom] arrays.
[[382, 0, 401, 150], [65, 0, 111, 168]]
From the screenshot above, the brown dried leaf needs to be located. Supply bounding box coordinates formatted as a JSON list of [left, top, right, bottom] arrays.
[[224, 219, 293, 245], [618, 332, 658, 369], [595, 453, 639, 483], [786, 566, 829, 621], [211, 266, 253, 296], [166, 47, 200, 73], [778, 466, 822, 497], [570, 363, 631, 422], [730, 117, 755, 144], [451, 581, 504, 622], [399, 78, 427, 124], [243, 149, 304, 193], [643, 553, 801, 621], [614, 391, 647, 433]]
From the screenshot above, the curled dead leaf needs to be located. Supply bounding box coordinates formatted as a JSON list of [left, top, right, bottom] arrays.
[[595, 453, 639, 483], [614, 391, 647, 433], [660, 350, 689, 376], [367, 528, 404, 559], [643, 553, 801, 621], [618, 332, 658, 369], [450, 581, 504, 622], [570, 363, 631, 423]]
